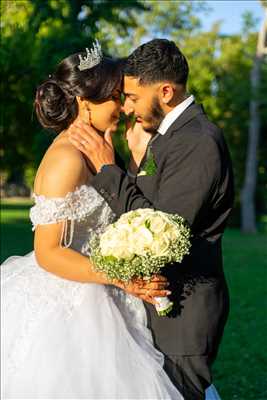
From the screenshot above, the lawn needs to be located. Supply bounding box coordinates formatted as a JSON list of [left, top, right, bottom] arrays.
[[213, 229, 267, 400], [1, 199, 266, 399], [1, 198, 34, 262]]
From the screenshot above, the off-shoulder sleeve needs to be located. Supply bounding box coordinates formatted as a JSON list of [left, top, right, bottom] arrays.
[[29, 185, 104, 247]]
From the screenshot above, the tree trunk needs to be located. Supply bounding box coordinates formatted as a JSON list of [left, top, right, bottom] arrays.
[[241, 57, 261, 233], [241, 10, 267, 233]]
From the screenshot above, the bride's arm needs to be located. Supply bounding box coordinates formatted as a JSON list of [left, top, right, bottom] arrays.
[[35, 223, 109, 284], [36, 224, 169, 301], [33, 145, 110, 284]]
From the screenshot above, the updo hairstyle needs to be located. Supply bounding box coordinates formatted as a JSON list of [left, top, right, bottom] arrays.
[[35, 51, 122, 133]]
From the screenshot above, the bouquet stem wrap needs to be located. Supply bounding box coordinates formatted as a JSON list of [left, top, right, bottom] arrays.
[[89, 209, 191, 316], [154, 297, 174, 316]]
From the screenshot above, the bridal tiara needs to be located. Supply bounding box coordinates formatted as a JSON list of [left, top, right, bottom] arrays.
[[78, 40, 103, 71]]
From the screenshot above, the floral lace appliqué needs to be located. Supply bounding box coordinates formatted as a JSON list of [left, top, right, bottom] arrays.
[[29, 185, 116, 248], [30, 185, 103, 229]]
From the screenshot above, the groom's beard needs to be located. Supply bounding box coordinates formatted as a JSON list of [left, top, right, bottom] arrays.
[[142, 96, 165, 134]]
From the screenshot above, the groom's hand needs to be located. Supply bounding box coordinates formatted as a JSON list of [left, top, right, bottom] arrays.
[[125, 121, 151, 173], [117, 275, 171, 306], [126, 121, 151, 156], [68, 120, 115, 173]]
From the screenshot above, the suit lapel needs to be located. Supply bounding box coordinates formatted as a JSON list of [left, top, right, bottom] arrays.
[[137, 103, 205, 173], [151, 103, 205, 153], [164, 103, 205, 137]]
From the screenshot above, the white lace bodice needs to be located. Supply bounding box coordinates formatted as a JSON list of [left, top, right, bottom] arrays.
[[30, 185, 115, 254]]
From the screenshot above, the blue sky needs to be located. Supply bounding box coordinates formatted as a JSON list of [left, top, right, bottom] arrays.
[[201, 0, 265, 34]]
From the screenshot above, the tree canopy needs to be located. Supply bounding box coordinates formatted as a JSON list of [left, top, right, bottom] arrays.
[[1, 0, 266, 227]]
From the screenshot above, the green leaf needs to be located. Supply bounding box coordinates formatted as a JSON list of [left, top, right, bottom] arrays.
[[142, 150, 157, 176]]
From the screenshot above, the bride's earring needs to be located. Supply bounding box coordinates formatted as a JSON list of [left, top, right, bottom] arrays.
[[87, 108, 92, 124], [80, 105, 90, 124]]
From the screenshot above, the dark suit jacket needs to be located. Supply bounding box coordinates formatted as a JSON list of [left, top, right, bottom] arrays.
[[91, 103, 234, 359]]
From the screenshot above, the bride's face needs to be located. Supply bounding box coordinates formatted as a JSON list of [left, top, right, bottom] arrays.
[[87, 86, 122, 133]]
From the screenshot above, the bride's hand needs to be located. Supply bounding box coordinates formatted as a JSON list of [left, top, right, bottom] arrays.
[[68, 119, 115, 173], [115, 275, 171, 306]]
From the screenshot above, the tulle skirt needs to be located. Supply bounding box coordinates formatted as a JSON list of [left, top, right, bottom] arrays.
[[1, 252, 221, 399], [1, 252, 183, 399]]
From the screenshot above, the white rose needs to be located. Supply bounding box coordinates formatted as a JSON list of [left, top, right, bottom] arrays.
[[164, 225, 178, 242], [129, 233, 146, 256], [100, 240, 118, 256], [112, 245, 133, 259], [129, 227, 153, 256], [100, 227, 121, 255], [137, 226, 154, 244], [132, 243, 147, 256], [149, 215, 167, 234], [118, 214, 127, 223], [151, 235, 170, 257], [129, 218, 143, 230], [117, 227, 130, 242]]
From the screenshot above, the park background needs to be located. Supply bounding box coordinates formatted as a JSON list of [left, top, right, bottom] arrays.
[[1, 1, 267, 399]]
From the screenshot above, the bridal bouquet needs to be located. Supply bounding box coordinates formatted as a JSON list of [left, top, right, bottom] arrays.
[[90, 209, 191, 316]]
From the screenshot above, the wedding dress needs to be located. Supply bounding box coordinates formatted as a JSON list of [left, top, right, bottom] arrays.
[[1, 184, 220, 399]]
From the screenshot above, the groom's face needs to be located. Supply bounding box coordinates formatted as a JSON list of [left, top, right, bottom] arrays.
[[123, 76, 165, 133]]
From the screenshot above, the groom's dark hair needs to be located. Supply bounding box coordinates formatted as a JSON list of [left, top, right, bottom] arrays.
[[124, 39, 189, 86]]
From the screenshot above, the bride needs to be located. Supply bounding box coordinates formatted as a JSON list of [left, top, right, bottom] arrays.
[[1, 42, 182, 399]]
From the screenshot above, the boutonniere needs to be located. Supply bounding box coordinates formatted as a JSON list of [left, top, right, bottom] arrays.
[[137, 148, 157, 177]]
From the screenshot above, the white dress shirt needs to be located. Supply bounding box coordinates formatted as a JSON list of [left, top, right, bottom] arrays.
[[127, 94, 195, 178], [157, 94, 195, 135]]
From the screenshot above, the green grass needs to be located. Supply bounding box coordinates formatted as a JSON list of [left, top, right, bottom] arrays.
[[213, 230, 267, 400], [1, 198, 34, 262], [1, 199, 267, 399]]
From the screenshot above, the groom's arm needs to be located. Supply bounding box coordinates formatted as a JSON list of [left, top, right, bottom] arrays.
[[91, 134, 221, 226], [92, 164, 153, 212]]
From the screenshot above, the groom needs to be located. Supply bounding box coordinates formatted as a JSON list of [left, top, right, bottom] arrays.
[[69, 39, 234, 400]]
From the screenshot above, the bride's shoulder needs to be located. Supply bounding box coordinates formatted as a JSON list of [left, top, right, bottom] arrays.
[[34, 137, 90, 198]]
